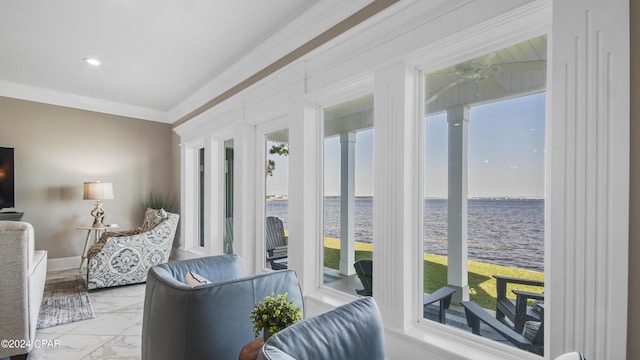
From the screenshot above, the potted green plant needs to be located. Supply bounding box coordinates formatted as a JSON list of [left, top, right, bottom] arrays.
[[140, 192, 176, 212], [249, 292, 303, 341]]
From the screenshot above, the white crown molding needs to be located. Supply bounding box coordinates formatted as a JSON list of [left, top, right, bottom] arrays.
[[0, 0, 382, 125], [0, 80, 170, 123], [168, 0, 374, 123]]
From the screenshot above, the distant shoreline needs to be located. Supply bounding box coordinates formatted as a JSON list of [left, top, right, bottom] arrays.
[[266, 196, 544, 201]]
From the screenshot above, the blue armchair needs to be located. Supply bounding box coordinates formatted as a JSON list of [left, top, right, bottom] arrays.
[[141, 255, 304, 360], [258, 297, 385, 360]]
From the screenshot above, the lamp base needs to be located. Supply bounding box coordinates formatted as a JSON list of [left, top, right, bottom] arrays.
[[90, 200, 106, 228]]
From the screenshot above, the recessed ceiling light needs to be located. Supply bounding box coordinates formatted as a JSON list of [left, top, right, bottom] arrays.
[[83, 58, 101, 66]]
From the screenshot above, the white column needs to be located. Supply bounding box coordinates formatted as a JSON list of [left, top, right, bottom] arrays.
[[232, 124, 256, 275], [447, 105, 469, 303], [373, 61, 420, 330], [339, 131, 356, 276], [550, 1, 629, 358], [179, 144, 196, 253], [204, 136, 222, 256], [287, 95, 320, 295]]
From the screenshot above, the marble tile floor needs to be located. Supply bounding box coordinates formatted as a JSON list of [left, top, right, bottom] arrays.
[[29, 269, 146, 360]]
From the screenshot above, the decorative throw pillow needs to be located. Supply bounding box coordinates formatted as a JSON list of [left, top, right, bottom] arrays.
[[141, 208, 168, 232], [522, 320, 540, 341], [185, 271, 212, 287], [532, 299, 544, 313]]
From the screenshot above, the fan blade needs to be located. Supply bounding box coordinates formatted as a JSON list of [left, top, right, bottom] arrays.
[[428, 69, 462, 77], [499, 60, 546, 72], [425, 81, 459, 105], [479, 76, 507, 98], [479, 77, 506, 97]]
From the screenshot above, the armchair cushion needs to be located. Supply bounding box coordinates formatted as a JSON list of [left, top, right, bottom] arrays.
[[523, 320, 541, 341], [532, 299, 544, 313]]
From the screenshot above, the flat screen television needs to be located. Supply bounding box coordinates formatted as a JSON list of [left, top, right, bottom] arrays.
[[0, 147, 15, 210]]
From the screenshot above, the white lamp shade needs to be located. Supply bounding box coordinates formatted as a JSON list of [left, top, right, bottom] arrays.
[[83, 182, 114, 200]]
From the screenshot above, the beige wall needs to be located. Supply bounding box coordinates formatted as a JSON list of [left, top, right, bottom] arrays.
[[0, 96, 180, 260], [630, 2, 639, 359]]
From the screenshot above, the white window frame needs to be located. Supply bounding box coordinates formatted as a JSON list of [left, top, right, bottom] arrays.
[[256, 117, 291, 272], [413, 37, 550, 359], [370, 5, 553, 360], [319, 91, 376, 294], [179, 132, 231, 258]]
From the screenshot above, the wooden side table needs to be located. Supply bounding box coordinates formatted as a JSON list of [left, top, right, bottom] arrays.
[[76, 225, 118, 272], [239, 338, 264, 360]]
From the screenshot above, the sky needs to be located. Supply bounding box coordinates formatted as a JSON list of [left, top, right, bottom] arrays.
[[265, 139, 290, 197], [426, 92, 546, 198], [266, 92, 546, 198]]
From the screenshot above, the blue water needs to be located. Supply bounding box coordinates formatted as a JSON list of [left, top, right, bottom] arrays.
[[267, 198, 544, 272]]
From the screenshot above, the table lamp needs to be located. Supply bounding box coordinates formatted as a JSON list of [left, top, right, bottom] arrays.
[[83, 181, 114, 227]]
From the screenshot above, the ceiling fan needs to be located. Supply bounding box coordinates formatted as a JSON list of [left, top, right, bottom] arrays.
[[425, 53, 546, 105]]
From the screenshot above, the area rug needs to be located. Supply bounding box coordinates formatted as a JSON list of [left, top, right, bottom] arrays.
[[36, 275, 95, 329]]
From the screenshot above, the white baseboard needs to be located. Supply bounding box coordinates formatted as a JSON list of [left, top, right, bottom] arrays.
[[47, 256, 81, 271]]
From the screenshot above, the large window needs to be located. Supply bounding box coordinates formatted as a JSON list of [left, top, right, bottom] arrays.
[[264, 128, 289, 270], [422, 36, 547, 355], [322, 94, 374, 295]]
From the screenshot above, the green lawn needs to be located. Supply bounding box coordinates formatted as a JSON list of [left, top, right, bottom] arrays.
[[323, 247, 544, 309]]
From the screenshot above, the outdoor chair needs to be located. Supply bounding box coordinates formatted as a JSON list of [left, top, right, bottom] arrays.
[[423, 286, 457, 324], [461, 300, 544, 356], [494, 275, 544, 333], [265, 216, 288, 270], [354, 259, 373, 296]]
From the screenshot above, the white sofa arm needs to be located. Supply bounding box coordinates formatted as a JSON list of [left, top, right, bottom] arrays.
[[0, 221, 47, 358]]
